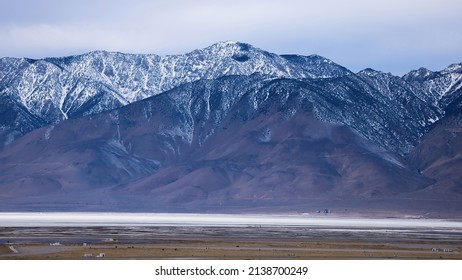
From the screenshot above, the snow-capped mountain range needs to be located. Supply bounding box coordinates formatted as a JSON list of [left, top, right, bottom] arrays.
[[1, 42, 460, 149], [1, 42, 462, 214], [0, 42, 347, 121]]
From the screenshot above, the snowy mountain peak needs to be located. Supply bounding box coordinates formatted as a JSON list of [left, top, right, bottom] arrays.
[[358, 68, 392, 77], [306, 54, 336, 64], [403, 67, 434, 80], [442, 63, 462, 74], [204, 41, 251, 52]]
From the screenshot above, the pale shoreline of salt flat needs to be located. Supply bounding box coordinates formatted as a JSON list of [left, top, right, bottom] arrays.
[[1, 212, 462, 228]]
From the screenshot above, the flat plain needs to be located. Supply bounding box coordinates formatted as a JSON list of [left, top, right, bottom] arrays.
[[1, 213, 461, 260]]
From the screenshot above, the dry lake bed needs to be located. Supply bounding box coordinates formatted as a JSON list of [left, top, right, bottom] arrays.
[[1, 213, 461, 259]]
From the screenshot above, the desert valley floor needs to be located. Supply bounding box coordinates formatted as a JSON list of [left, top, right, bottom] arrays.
[[1, 213, 461, 259]]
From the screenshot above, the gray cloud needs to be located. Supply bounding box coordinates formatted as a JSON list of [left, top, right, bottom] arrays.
[[1, 0, 461, 75]]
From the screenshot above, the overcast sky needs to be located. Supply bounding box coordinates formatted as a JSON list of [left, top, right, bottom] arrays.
[[1, 0, 461, 75]]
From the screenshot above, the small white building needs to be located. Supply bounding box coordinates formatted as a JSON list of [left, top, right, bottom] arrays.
[[50, 242, 62, 246], [96, 253, 105, 258], [83, 253, 93, 258]]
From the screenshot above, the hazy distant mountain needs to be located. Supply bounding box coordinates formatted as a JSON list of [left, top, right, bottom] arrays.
[[0, 42, 461, 215]]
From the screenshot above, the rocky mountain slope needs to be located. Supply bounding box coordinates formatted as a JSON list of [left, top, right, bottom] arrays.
[[0, 42, 462, 214]]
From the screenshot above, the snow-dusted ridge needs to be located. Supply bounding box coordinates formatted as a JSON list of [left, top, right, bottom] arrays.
[[0, 42, 462, 155], [0, 41, 348, 123]]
